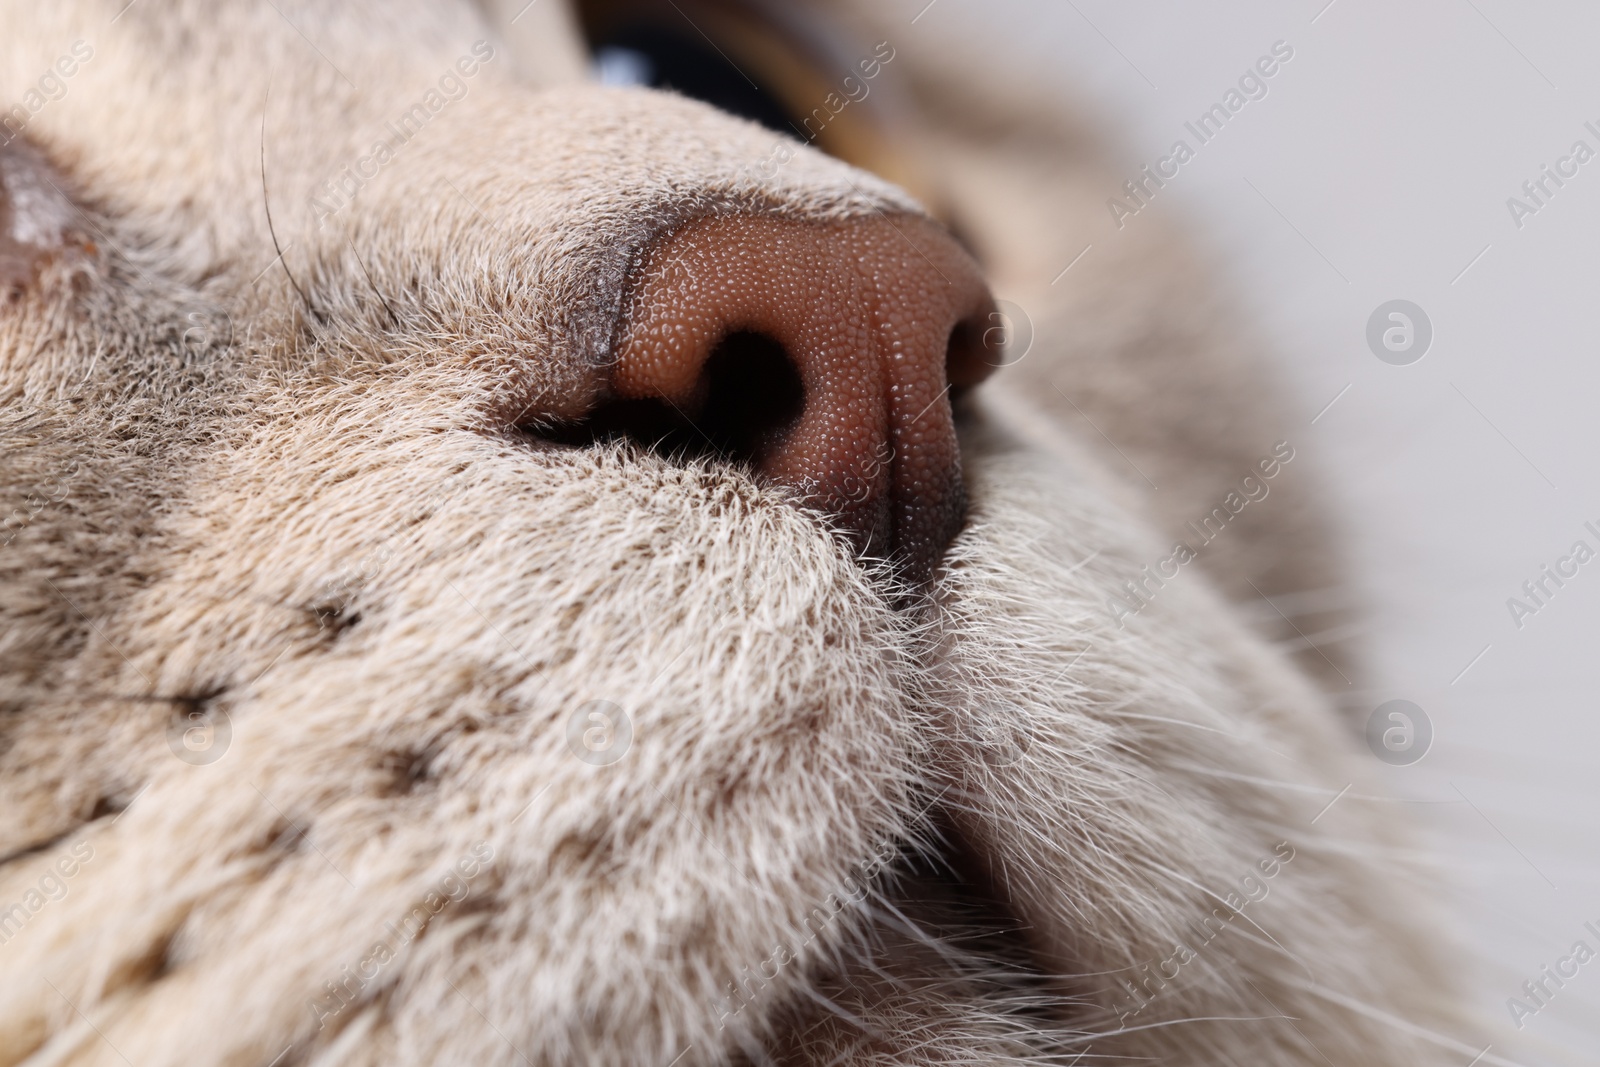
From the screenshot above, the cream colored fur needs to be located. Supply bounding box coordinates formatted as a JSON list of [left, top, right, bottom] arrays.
[[0, 2, 1475, 1064]]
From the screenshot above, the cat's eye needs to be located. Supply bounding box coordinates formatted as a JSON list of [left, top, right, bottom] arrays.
[[573, 0, 937, 211], [587, 16, 796, 134]]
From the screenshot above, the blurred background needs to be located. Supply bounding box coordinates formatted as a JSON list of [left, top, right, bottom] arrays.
[[893, 0, 1600, 1062]]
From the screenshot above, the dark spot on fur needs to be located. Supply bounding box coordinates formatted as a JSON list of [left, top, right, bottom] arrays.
[[158, 687, 229, 744], [110, 686, 227, 722], [376, 747, 437, 796], [259, 817, 309, 856], [133, 928, 181, 982], [450, 890, 500, 922], [83, 925, 185, 1005], [89, 794, 127, 821], [0, 824, 79, 866], [166, 688, 225, 716], [548, 828, 618, 875], [305, 600, 361, 640]]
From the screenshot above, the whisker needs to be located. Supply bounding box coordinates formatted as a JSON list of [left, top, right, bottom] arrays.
[[259, 80, 321, 325]]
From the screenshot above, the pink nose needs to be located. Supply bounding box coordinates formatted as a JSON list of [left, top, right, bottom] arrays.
[[608, 214, 998, 585]]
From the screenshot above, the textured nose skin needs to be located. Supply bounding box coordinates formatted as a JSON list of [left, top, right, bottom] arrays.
[[611, 214, 998, 585]]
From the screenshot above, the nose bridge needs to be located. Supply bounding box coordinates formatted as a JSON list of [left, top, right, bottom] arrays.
[[609, 213, 997, 585]]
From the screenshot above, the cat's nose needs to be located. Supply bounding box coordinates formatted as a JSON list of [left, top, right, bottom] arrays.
[[607, 214, 999, 585]]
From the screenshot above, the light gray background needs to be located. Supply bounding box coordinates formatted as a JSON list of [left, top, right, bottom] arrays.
[[899, 1, 1600, 1062]]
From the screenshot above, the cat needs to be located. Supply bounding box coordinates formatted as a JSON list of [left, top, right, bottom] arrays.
[[0, 2, 1480, 1063]]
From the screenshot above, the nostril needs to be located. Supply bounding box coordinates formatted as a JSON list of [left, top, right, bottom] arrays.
[[698, 331, 805, 462], [945, 314, 1000, 395], [540, 330, 803, 471]]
